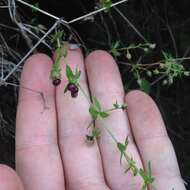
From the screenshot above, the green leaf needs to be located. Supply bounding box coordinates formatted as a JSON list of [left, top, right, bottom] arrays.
[[89, 106, 98, 120], [100, 0, 112, 10], [99, 111, 109, 118], [113, 101, 119, 109], [75, 69, 81, 79], [117, 142, 126, 153], [51, 30, 65, 44], [125, 136, 129, 146], [111, 41, 121, 58], [117, 142, 125, 164], [92, 96, 102, 111], [66, 65, 74, 82], [139, 79, 151, 94]]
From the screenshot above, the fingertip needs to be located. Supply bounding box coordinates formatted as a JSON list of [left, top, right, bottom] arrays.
[[23, 53, 53, 73], [125, 89, 161, 116], [85, 50, 114, 65], [125, 90, 152, 104], [85, 50, 123, 100], [0, 165, 23, 190]]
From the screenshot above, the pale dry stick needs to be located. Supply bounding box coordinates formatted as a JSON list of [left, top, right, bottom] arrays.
[[0, 6, 10, 8], [108, 11, 121, 42], [119, 61, 162, 67], [15, 0, 129, 25], [0, 33, 20, 60], [14, 0, 86, 50], [151, 10, 179, 58], [113, 7, 148, 43], [0, 59, 21, 72], [166, 23, 178, 57], [15, 0, 68, 24], [100, 12, 112, 47], [0, 81, 48, 111], [8, 0, 34, 49], [23, 24, 47, 35], [0, 46, 4, 79], [14, 0, 129, 51], [68, 0, 129, 24], [21, 24, 52, 50], [0, 23, 20, 31], [2, 20, 60, 82]]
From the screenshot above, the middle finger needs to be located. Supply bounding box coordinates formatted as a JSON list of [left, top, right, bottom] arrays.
[[56, 47, 109, 190], [85, 50, 143, 190]]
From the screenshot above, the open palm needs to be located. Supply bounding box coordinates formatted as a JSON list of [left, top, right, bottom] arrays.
[[0, 49, 186, 190]]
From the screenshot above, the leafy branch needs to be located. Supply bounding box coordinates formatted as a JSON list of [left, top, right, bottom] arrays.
[[49, 34, 157, 190]]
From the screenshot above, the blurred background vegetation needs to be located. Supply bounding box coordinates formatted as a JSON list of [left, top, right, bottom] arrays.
[[0, 0, 190, 187]]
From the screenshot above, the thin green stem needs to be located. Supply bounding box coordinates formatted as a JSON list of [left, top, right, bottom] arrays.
[[100, 121, 118, 144], [78, 84, 91, 104]]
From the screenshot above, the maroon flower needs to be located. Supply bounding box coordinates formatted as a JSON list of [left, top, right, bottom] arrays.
[[66, 83, 79, 98], [52, 79, 61, 86]]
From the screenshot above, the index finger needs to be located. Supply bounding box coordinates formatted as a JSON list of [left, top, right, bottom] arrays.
[[16, 54, 65, 190]]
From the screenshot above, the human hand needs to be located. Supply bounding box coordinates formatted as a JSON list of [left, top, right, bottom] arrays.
[[0, 49, 186, 190]]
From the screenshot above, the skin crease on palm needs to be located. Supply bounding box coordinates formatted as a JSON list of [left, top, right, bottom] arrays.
[[0, 48, 186, 190]]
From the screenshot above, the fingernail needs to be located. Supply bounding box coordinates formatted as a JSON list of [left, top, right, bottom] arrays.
[[68, 43, 80, 50]]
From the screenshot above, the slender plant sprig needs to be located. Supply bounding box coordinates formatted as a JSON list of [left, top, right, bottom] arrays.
[[110, 41, 121, 58], [110, 41, 156, 59], [50, 30, 67, 86], [50, 46, 64, 86], [116, 135, 156, 190], [49, 38, 157, 190], [87, 96, 156, 190], [89, 97, 127, 120], [64, 64, 81, 97], [153, 51, 190, 85], [49, 32, 81, 94], [139, 162, 155, 190], [50, 29, 65, 48]]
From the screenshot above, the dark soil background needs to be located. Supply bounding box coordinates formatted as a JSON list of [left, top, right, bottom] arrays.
[[0, 0, 190, 188]]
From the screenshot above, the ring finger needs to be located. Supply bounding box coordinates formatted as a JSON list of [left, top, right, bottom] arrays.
[[85, 50, 143, 190]]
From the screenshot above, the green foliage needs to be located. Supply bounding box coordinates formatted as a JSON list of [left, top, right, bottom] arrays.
[[50, 50, 62, 81], [117, 137, 129, 164], [117, 138, 156, 190], [89, 96, 110, 120], [66, 65, 81, 84], [99, 0, 112, 11], [139, 162, 155, 190], [156, 52, 190, 85], [110, 42, 156, 59], [110, 41, 121, 58], [51, 30, 65, 48]]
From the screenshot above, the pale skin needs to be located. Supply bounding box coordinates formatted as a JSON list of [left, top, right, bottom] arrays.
[[0, 49, 186, 190]]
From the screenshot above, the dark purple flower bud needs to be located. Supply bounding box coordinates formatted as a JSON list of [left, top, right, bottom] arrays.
[[71, 91, 78, 98], [67, 83, 79, 93], [52, 79, 61, 86], [86, 135, 94, 145]]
